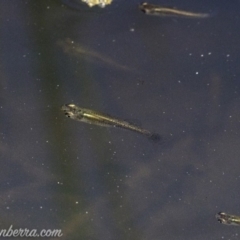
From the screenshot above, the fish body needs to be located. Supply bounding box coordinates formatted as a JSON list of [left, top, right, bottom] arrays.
[[216, 212, 240, 226], [139, 2, 211, 18], [61, 104, 161, 142], [57, 38, 132, 72]]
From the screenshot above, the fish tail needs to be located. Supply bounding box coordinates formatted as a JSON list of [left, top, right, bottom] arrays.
[[148, 133, 163, 143]]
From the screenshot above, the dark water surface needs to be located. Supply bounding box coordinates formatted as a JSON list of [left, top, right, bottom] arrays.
[[1, 0, 240, 239]]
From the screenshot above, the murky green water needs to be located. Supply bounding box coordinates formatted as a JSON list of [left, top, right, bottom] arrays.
[[1, 0, 240, 239]]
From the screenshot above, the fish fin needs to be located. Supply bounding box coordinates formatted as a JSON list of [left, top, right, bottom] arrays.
[[207, 9, 218, 18], [148, 133, 163, 143]]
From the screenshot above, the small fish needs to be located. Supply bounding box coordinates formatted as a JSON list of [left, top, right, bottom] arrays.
[[62, 0, 112, 9], [139, 2, 212, 18], [216, 212, 240, 226], [57, 38, 132, 72], [61, 103, 161, 142], [81, 0, 112, 8]]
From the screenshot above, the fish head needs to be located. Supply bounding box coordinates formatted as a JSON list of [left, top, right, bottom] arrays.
[[216, 212, 226, 224], [61, 104, 84, 120], [215, 212, 234, 225], [139, 2, 154, 13]]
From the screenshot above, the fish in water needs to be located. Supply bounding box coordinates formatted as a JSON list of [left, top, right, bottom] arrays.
[[216, 212, 240, 226], [62, 0, 112, 8], [81, 0, 112, 8], [57, 38, 132, 72], [139, 2, 212, 18], [61, 103, 161, 142]]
